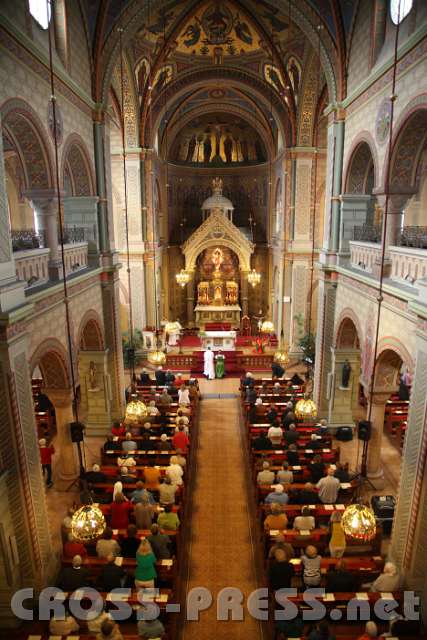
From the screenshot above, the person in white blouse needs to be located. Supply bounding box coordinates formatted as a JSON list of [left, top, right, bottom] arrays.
[[267, 422, 283, 446], [178, 385, 190, 406], [166, 455, 184, 485]]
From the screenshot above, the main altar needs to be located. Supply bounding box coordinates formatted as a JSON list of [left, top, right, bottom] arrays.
[[181, 178, 254, 329]]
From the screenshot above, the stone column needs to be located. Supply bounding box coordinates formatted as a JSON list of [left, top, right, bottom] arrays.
[[321, 110, 345, 261], [386, 194, 408, 247], [62, 195, 100, 266], [240, 269, 249, 317], [0, 331, 55, 625], [389, 329, 427, 596], [186, 270, 195, 326], [328, 348, 361, 427], [45, 388, 79, 481], [365, 391, 389, 482], [27, 193, 63, 281], [79, 350, 112, 436], [313, 270, 337, 414]]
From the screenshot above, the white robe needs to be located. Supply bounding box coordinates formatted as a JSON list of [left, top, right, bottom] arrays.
[[203, 349, 215, 379]]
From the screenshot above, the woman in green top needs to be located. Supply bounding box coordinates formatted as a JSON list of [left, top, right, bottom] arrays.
[[135, 539, 157, 589]]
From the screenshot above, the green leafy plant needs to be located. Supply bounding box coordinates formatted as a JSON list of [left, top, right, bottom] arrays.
[[294, 313, 316, 363]]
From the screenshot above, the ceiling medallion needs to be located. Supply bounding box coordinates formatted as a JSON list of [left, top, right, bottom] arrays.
[[375, 98, 392, 145], [209, 88, 227, 100]]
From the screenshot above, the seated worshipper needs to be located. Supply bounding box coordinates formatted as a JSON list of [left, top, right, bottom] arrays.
[[140, 368, 152, 385], [167, 380, 178, 397], [325, 559, 356, 592], [131, 481, 155, 505], [253, 430, 272, 451], [159, 476, 177, 505], [334, 461, 350, 483], [138, 430, 153, 452], [96, 618, 124, 640], [310, 455, 326, 483], [273, 382, 281, 395], [63, 533, 87, 558], [119, 465, 137, 484], [329, 511, 346, 558], [138, 616, 165, 640], [268, 535, 295, 561], [241, 371, 253, 387], [148, 386, 158, 403], [158, 433, 172, 451], [275, 615, 304, 640], [85, 463, 107, 484], [264, 503, 288, 532], [122, 432, 137, 453], [316, 418, 329, 436], [178, 384, 190, 406], [99, 553, 126, 591], [57, 555, 91, 591], [308, 621, 336, 640], [159, 387, 172, 406], [286, 444, 300, 466], [167, 455, 184, 485], [134, 495, 155, 530], [284, 423, 299, 445], [317, 468, 340, 504], [111, 420, 126, 437], [175, 409, 190, 429], [290, 372, 304, 386], [104, 435, 121, 453], [175, 417, 189, 436], [172, 424, 189, 454], [120, 524, 141, 558], [113, 480, 127, 502], [87, 609, 114, 634], [255, 396, 263, 407], [301, 545, 322, 587], [117, 452, 137, 469], [293, 506, 316, 532], [147, 523, 171, 559], [165, 369, 175, 385], [267, 404, 278, 423], [257, 461, 275, 486], [143, 466, 161, 490], [155, 366, 166, 386], [246, 383, 257, 404], [272, 360, 285, 379], [147, 400, 160, 417], [39, 438, 55, 488], [276, 461, 294, 485], [49, 613, 80, 635], [369, 562, 400, 592], [157, 503, 180, 530], [267, 421, 283, 446], [174, 448, 187, 468], [96, 527, 121, 558], [295, 482, 320, 505], [268, 548, 295, 591], [357, 621, 378, 640], [111, 492, 133, 529], [265, 484, 289, 506], [282, 410, 296, 429]]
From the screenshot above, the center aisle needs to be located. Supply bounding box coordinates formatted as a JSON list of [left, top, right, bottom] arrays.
[[182, 378, 263, 639]]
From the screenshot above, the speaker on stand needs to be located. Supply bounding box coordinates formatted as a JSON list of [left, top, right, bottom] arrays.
[[351, 420, 376, 496]]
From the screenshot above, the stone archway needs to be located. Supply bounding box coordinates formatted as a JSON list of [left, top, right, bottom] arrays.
[[61, 134, 95, 197], [30, 339, 78, 482], [328, 315, 362, 428]]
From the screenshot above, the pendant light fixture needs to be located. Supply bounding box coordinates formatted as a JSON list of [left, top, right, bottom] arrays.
[[45, 0, 105, 539], [118, 26, 148, 421]]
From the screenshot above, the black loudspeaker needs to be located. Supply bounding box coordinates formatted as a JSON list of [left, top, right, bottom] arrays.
[[70, 421, 85, 443], [358, 420, 371, 441]]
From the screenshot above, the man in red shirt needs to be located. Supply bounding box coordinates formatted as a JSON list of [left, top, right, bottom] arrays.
[[111, 420, 126, 437], [172, 425, 189, 454], [39, 438, 55, 488]]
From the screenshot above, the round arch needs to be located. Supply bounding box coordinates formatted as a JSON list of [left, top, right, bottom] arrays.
[[1, 97, 53, 190], [335, 314, 361, 349], [77, 310, 105, 351], [343, 132, 379, 193], [60, 133, 96, 196], [29, 339, 71, 390], [344, 136, 378, 194], [376, 336, 414, 374], [185, 237, 252, 273], [388, 99, 427, 192]]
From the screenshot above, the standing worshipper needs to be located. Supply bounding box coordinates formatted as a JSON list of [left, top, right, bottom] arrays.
[[203, 346, 215, 380], [39, 438, 55, 488]]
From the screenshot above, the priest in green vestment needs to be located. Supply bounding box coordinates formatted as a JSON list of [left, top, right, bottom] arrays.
[[215, 353, 225, 379]]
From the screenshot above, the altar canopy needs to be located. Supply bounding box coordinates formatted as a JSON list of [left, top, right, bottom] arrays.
[[182, 178, 254, 328]]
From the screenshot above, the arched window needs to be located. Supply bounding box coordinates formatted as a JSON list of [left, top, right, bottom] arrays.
[[29, 0, 51, 29], [390, 0, 413, 25]]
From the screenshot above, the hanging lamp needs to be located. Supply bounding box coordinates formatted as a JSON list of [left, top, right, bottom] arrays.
[[295, 394, 318, 420], [341, 503, 376, 542], [71, 503, 106, 542], [261, 320, 275, 334], [175, 268, 190, 287], [247, 268, 261, 288]]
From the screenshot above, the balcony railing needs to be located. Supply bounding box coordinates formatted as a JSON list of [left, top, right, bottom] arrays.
[[11, 226, 95, 252], [14, 242, 88, 289], [399, 226, 427, 249], [389, 246, 427, 284], [349, 241, 382, 273], [353, 224, 382, 243]]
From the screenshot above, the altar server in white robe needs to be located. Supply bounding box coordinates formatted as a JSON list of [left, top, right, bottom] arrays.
[[203, 346, 215, 380]]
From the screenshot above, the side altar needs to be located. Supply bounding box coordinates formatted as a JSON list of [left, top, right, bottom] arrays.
[[200, 330, 236, 351]]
